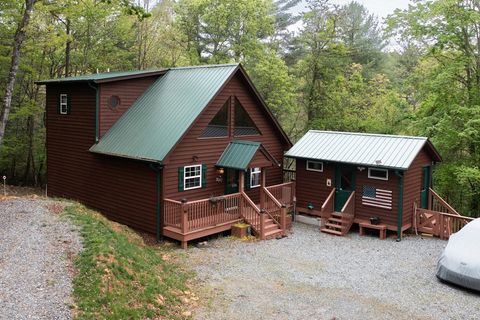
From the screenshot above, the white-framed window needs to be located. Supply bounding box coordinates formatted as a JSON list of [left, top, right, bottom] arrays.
[[250, 167, 261, 188], [306, 160, 323, 172], [184, 164, 202, 190], [368, 168, 388, 181], [59, 93, 68, 114]]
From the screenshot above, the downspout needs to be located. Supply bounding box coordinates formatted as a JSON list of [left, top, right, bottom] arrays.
[[149, 163, 164, 242], [87, 81, 99, 142], [394, 170, 404, 242]]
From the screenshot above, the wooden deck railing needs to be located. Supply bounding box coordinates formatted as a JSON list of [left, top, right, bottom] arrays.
[[415, 207, 473, 240], [164, 193, 243, 233], [266, 182, 295, 209], [320, 188, 335, 228], [429, 188, 460, 215], [164, 199, 182, 228], [340, 191, 355, 236]]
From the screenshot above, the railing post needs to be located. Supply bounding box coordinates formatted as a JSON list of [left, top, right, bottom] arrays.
[[260, 209, 266, 240], [281, 204, 287, 236], [181, 198, 188, 249], [439, 213, 444, 240]]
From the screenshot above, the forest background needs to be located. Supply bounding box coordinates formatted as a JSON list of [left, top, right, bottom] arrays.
[[1, 0, 480, 217]]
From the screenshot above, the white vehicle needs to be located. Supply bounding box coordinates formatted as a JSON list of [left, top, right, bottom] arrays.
[[436, 218, 480, 291]]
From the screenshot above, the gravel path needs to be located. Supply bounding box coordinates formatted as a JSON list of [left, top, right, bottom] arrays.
[[188, 223, 480, 320], [0, 199, 82, 320]]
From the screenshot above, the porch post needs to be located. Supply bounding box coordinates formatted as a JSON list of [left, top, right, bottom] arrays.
[[239, 170, 245, 194], [260, 168, 266, 209], [181, 198, 188, 249], [281, 204, 287, 236], [260, 209, 266, 240]]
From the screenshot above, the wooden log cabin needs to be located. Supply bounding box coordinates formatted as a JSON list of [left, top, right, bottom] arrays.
[[37, 64, 293, 248], [285, 130, 444, 240]]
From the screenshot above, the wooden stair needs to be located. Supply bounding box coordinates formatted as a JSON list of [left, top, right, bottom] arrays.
[[251, 217, 283, 239], [321, 212, 350, 236]]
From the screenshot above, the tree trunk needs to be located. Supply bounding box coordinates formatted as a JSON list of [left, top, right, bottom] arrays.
[[65, 18, 71, 77], [0, 0, 37, 148]]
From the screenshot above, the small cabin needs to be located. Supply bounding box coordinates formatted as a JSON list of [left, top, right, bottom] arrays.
[[285, 130, 442, 240]]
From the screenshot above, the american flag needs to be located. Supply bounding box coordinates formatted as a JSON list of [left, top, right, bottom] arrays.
[[362, 186, 392, 210]]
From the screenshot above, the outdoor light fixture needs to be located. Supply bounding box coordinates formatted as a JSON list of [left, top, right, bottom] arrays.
[[216, 167, 225, 175], [307, 202, 314, 210]]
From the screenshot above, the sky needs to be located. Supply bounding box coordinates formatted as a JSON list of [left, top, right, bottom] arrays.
[[328, 0, 410, 20]]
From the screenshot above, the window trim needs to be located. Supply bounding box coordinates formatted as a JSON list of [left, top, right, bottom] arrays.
[[306, 160, 323, 172], [250, 167, 261, 188], [59, 93, 68, 115], [183, 164, 202, 190], [368, 168, 389, 181]]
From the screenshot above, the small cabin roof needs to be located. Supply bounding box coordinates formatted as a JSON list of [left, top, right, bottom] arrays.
[[285, 130, 442, 170]]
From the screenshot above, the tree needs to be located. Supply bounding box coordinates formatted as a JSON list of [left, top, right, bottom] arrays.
[[0, 0, 37, 148]]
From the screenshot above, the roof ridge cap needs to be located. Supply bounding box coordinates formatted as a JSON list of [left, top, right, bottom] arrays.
[[308, 130, 428, 140]]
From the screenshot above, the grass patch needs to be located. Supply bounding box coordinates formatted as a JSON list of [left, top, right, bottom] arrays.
[[64, 203, 195, 319]]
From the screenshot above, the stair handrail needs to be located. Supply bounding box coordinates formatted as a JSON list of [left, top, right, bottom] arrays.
[[320, 188, 336, 228], [429, 188, 460, 216], [339, 191, 355, 236], [240, 191, 264, 238], [262, 187, 284, 231]]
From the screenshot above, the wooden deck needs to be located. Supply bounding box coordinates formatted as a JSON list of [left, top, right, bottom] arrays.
[[163, 182, 295, 248]]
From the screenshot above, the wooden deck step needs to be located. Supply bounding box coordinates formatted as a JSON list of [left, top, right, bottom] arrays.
[[320, 228, 343, 236], [265, 229, 283, 239], [325, 222, 343, 230], [329, 217, 343, 223], [331, 212, 342, 218]]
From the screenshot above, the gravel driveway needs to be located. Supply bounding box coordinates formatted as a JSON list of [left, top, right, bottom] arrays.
[[0, 199, 82, 320], [188, 223, 480, 320]]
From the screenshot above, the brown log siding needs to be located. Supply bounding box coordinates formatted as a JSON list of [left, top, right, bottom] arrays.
[[99, 76, 158, 137], [402, 149, 432, 227], [295, 159, 335, 211], [163, 72, 288, 204], [46, 83, 157, 234], [353, 168, 399, 229]]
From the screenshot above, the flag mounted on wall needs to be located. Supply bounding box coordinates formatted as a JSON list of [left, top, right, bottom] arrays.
[[362, 186, 392, 210]]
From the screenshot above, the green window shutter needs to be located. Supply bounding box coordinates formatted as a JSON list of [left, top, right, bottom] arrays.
[[67, 94, 71, 114], [201, 164, 207, 188], [57, 95, 61, 114], [245, 169, 251, 190], [178, 166, 184, 192]]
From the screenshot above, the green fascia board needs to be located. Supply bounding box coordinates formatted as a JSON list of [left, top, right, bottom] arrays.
[[216, 140, 261, 170], [89, 64, 239, 162], [35, 69, 166, 84]]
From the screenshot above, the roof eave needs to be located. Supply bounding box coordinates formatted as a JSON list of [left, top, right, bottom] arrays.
[[284, 155, 408, 171], [35, 70, 167, 85], [89, 148, 163, 164]]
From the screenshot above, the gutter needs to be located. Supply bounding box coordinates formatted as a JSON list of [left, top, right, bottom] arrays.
[[149, 163, 164, 242], [394, 170, 404, 242], [87, 81, 100, 142]]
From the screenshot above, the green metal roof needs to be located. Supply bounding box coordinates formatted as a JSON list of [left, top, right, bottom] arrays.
[[285, 130, 442, 170], [216, 140, 262, 170], [36, 69, 166, 84], [89, 64, 239, 162]]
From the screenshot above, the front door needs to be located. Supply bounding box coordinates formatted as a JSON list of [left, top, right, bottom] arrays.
[[225, 168, 239, 194], [420, 166, 430, 209], [335, 165, 355, 211]]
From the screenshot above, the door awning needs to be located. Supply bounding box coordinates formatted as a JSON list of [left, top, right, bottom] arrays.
[[216, 140, 279, 170]]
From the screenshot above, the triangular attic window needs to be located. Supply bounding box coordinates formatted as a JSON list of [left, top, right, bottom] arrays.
[[201, 98, 229, 138], [234, 98, 260, 136]]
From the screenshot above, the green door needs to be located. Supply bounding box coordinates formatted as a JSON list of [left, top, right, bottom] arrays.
[[420, 166, 430, 209], [334, 165, 355, 212], [225, 169, 239, 194]]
